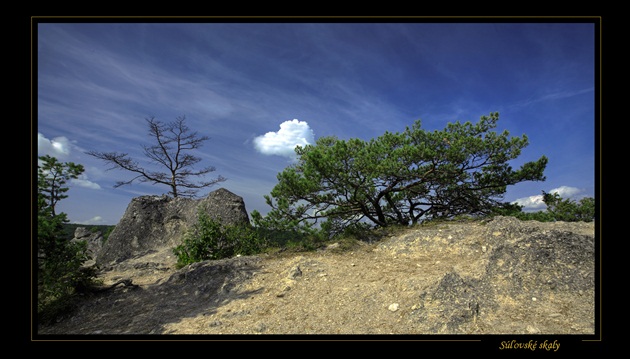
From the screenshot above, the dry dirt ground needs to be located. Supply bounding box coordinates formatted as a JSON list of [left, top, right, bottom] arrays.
[[37, 217, 596, 337]]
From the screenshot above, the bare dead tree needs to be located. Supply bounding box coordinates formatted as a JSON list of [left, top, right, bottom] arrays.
[[87, 116, 226, 198]]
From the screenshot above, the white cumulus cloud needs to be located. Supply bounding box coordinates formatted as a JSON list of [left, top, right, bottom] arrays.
[[512, 195, 547, 211], [512, 186, 586, 212], [38, 132, 72, 158], [253, 119, 315, 159], [550, 185, 583, 198]]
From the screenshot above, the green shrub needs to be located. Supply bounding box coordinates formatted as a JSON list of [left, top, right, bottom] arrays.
[[228, 223, 270, 256], [283, 234, 323, 252], [172, 211, 268, 268], [37, 155, 99, 324], [491, 192, 595, 222], [543, 191, 595, 222], [38, 217, 99, 322]]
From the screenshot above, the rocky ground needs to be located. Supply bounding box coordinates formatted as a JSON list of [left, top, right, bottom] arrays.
[[37, 216, 596, 338]]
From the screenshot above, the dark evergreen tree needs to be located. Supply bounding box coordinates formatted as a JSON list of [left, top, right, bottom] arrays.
[[37, 155, 95, 316], [255, 113, 548, 235]]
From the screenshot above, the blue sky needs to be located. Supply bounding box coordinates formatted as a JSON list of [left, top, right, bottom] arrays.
[[35, 20, 598, 225]]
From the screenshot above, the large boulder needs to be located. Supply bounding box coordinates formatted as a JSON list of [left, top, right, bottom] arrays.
[[71, 227, 104, 263], [96, 188, 250, 267]]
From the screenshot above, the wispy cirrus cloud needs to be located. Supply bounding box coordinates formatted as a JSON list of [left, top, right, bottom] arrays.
[[513, 87, 594, 110], [36, 22, 595, 225], [71, 174, 102, 190]]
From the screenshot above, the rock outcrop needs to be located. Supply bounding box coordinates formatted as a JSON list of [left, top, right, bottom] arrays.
[[38, 216, 596, 335], [96, 188, 250, 267], [71, 227, 104, 262]]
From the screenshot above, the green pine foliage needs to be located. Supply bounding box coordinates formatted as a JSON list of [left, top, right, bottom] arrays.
[[37, 156, 98, 322], [259, 112, 548, 234]]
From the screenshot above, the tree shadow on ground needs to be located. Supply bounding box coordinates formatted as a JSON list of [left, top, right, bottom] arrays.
[[36, 255, 264, 336]]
